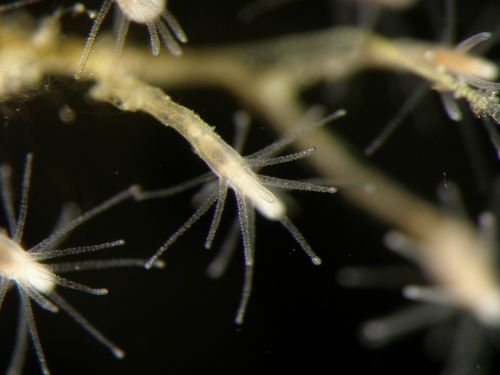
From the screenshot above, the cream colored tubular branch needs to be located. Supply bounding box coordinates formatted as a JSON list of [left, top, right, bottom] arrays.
[[89, 74, 200, 137], [5, 14, 497, 115], [115, 27, 375, 91], [117, 27, 498, 101], [117, 27, 500, 124], [89, 74, 275, 213]]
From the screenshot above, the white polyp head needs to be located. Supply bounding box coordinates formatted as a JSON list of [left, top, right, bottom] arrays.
[[0, 234, 54, 293], [252, 193, 286, 220], [117, 0, 166, 24], [473, 291, 500, 327]]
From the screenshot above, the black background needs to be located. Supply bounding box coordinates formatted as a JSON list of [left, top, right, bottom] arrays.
[[0, 0, 499, 374]]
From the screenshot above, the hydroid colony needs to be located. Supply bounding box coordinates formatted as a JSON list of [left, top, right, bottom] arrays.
[[0, 0, 500, 374]]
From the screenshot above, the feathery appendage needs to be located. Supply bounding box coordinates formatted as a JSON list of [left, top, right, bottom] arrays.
[[134, 109, 344, 324], [0, 154, 163, 375], [89, 74, 345, 324]]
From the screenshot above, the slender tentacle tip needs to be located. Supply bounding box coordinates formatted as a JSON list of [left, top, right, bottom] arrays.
[[75, 0, 187, 79]]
